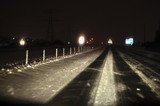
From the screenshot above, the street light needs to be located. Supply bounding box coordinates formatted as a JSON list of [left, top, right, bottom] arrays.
[[86, 41, 89, 44], [108, 38, 113, 45], [78, 35, 85, 45], [19, 38, 26, 46]]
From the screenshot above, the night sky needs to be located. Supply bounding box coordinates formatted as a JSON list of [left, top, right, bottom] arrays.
[[0, 0, 160, 44]]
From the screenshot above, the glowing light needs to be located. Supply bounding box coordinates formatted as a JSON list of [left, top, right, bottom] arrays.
[[78, 35, 85, 45], [108, 39, 113, 44], [68, 42, 71, 44], [125, 37, 134, 45], [19, 38, 26, 46], [136, 88, 141, 91]]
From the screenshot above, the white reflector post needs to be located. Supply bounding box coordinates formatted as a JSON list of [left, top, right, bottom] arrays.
[[25, 50, 29, 65], [43, 49, 45, 61], [84, 46, 86, 51], [81, 46, 83, 52], [78, 47, 80, 53], [70, 48, 72, 55], [56, 48, 58, 59], [63, 48, 65, 57], [74, 48, 76, 54]]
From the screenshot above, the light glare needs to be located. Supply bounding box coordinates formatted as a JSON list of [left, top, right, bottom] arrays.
[[108, 39, 113, 44], [125, 37, 134, 45], [78, 35, 85, 45], [19, 38, 26, 46]]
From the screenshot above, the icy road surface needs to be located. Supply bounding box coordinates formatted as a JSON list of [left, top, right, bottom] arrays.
[[0, 48, 103, 104]]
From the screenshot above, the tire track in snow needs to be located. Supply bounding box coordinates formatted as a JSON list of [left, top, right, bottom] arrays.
[[118, 51, 160, 98]]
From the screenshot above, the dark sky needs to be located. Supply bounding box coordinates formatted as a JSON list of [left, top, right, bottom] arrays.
[[0, 0, 160, 43]]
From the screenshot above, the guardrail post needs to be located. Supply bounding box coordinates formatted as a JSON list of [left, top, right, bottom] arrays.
[[25, 50, 29, 65], [78, 47, 80, 53], [63, 48, 65, 57], [56, 48, 58, 59], [74, 47, 76, 54], [81, 46, 82, 52], [84, 46, 86, 51], [70, 47, 72, 55], [43, 49, 45, 62]]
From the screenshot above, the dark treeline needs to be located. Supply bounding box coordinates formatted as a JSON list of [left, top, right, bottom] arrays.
[[140, 21, 160, 52]]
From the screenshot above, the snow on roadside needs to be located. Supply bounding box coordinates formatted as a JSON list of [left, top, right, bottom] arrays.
[[0, 48, 96, 77], [94, 50, 117, 106], [0, 48, 103, 103], [118, 51, 160, 98]]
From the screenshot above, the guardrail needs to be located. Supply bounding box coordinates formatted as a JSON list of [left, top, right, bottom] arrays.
[[0, 46, 94, 69]]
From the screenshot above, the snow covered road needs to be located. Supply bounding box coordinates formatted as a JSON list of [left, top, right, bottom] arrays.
[[94, 50, 116, 106], [93, 48, 160, 106], [0, 47, 160, 106], [113, 48, 160, 106]]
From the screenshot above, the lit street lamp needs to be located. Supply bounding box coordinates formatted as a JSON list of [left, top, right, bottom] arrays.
[[19, 38, 26, 46], [78, 35, 85, 46], [108, 38, 113, 45]]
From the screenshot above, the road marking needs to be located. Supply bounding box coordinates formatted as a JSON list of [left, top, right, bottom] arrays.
[[94, 50, 117, 106]]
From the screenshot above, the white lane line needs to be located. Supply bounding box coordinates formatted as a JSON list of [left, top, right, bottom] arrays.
[[94, 50, 117, 106], [118, 51, 160, 98]]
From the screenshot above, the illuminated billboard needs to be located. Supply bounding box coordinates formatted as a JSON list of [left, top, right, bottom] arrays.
[[125, 37, 134, 45]]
